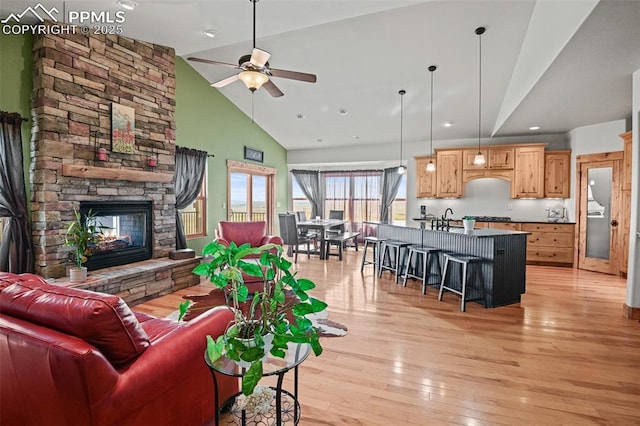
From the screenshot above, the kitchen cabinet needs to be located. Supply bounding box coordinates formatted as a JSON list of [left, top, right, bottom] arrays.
[[436, 149, 463, 198], [522, 222, 575, 266], [512, 145, 545, 198], [620, 131, 632, 275], [415, 156, 437, 198], [544, 150, 571, 198], [463, 147, 514, 170]]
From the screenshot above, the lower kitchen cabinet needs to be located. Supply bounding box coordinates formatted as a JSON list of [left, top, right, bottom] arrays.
[[522, 223, 575, 267]]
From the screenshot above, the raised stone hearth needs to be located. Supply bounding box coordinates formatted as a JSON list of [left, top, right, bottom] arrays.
[[56, 257, 200, 307]]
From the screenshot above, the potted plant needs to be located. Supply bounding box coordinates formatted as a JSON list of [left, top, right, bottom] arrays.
[[462, 216, 476, 231], [64, 209, 105, 282], [185, 240, 327, 396]]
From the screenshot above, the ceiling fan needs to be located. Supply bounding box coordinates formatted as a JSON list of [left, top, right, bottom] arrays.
[[187, 0, 317, 97]]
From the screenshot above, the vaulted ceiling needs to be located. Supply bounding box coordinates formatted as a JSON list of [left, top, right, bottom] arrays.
[[3, 0, 639, 150]]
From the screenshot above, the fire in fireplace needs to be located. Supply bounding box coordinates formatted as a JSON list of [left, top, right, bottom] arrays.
[[79, 201, 153, 270]]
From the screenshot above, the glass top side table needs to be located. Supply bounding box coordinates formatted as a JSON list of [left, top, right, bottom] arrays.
[[205, 342, 311, 425]]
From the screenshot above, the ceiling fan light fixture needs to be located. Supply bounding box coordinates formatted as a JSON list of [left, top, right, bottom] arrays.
[[238, 70, 269, 91]]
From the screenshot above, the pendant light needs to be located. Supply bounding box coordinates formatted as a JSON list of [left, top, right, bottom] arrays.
[[397, 89, 407, 174], [473, 26, 486, 166], [426, 65, 437, 173]]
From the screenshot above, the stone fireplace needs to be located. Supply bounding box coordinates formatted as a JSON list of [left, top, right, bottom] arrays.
[[29, 27, 178, 279]]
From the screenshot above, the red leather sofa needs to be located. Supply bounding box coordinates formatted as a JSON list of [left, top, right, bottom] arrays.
[[0, 272, 237, 425], [216, 221, 283, 257]]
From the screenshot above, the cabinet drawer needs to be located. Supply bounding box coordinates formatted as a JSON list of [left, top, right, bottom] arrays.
[[521, 223, 574, 233], [527, 247, 573, 263], [527, 231, 573, 247], [489, 222, 521, 231]]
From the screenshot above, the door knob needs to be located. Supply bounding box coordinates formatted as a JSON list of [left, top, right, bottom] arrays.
[[610, 219, 618, 227]]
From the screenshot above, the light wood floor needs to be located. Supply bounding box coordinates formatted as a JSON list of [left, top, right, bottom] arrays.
[[135, 250, 640, 425]]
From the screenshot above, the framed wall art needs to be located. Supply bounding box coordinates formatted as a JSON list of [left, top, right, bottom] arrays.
[[244, 146, 264, 163], [111, 103, 135, 154]]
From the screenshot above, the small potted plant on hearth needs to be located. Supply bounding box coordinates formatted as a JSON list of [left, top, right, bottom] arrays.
[[64, 209, 106, 282], [182, 240, 327, 397]]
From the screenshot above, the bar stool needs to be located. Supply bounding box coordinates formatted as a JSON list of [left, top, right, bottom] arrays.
[[378, 240, 411, 283], [438, 253, 486, 312], [401, 245, 442, 294], [360, 236, 387, 273]]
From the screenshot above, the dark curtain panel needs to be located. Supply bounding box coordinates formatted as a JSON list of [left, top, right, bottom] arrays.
[[175, 146, 208, 249], [291, 170, 322, 218], [379, 167, 403, 223], [0, 111, 33, 273]]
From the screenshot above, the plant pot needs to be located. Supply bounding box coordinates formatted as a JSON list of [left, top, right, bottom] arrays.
[[69, 266, 87, 283], [236, 333, 274, 368], [463, 219, 475, 231]]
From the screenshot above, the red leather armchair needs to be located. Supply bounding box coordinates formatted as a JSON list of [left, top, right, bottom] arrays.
[[216, 221, 283, 257], [0, 273, 237, 426]]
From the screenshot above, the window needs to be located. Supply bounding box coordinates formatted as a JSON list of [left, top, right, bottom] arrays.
[[179, 175, 206, 238], [227, 160, 276, 232], [292, 178, 312, 218], [390, 174, 406, 226]]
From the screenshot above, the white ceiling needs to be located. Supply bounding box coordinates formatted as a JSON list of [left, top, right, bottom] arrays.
[[2, 0, 639, 151]]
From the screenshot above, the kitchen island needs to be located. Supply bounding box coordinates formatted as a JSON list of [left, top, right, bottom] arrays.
[[373, 223, 529, 308]]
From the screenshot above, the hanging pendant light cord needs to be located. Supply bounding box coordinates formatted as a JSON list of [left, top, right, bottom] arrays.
[[400, 91, 404, 166], [252, 0, 257, 49], [477, 28, 482, 154], [430, 69, 434, 156]]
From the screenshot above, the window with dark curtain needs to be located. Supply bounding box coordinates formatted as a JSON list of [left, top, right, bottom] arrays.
[[174, 147, 208, 250], [0, 111, 34, 273]]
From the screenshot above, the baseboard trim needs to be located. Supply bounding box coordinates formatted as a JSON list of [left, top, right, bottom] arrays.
[[623, 303, 640, 320]]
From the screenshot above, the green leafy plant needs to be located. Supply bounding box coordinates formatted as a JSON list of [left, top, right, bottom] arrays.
[[462, 216, 475, 220], [190, 240, 327, 396], [64, 209, 107, 268]]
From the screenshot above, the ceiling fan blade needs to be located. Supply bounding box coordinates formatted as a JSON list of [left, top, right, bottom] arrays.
[[269, 68, 317, 83], [263, 80, 284, 98], [250, 48, 271, 68], [187, 57, 239, 69], [211, 74, 239, 88]]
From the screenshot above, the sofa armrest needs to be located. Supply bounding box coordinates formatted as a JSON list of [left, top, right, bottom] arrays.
[[102, 306, 236, 425], [216, 237, 231, 247]]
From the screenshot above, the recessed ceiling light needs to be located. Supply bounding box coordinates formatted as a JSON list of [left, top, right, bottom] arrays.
[[202, 29, 217, 38], [352, 135, 360, 139], [442, 121, 454, 127], [296, 113, 305, 119], [529, 126, 540, 130], [116, 0, 137, 10], [316, 138, 323, 143], [338, 109, 348, 116]]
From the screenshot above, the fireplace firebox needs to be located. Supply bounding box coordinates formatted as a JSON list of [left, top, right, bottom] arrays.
[[79, 201, 153, 271]]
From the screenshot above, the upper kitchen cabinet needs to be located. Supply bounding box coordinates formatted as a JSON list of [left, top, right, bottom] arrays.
[[436, 149, 463, 198], [544, 150, 571, 198], [415, 156, 437, 198], [512, 144, 545, 198], [463, 147, 514, 170]]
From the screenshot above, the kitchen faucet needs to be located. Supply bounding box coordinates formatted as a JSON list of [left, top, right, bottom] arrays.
[[443, 208, 454, 220]]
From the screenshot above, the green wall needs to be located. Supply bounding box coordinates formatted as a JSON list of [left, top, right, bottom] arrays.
[[0, 31, 33, 202], [0, 33, 289, 255], [172, 59, 288, 254]]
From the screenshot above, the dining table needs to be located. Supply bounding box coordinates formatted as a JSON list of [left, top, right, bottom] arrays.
[[296, 218, 348, 260]]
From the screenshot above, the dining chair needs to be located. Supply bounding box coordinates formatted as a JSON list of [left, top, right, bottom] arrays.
[[278, 213, 316, 263]]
